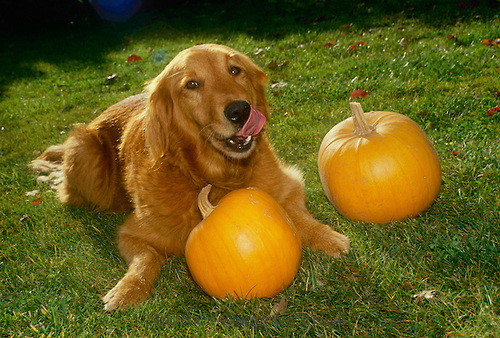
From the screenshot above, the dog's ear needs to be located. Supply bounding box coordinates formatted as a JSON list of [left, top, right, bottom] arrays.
[[143, 75, 172, 162]]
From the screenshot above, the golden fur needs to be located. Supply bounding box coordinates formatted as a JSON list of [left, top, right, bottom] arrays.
[[31, 44, 350, 311]]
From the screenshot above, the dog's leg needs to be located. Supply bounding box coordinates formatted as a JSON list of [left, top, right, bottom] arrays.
[[285, 203, 350, 257], [58, 127, 130, 212], [102, 213, 165, 311], [278, 167, 350, 257]]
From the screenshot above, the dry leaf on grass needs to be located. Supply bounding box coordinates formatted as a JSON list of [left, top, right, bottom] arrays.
[[254, 48, 264, 56], [350, 89, 369, 98], [487, 106, 500, 116], [270, 296, 288, 317], [413, 290, 435, 301], [482, 38, 500, 47], [105, 74, 120, 85], [126, 54, 142, 62], [25, 190, 40, 196], [402, 280, 414, 291], [271, 82, 288, 89], [267, 60, 289, 70]]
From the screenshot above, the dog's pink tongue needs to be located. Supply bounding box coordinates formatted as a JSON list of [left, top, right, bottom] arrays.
[[236, 106, 266, 137]]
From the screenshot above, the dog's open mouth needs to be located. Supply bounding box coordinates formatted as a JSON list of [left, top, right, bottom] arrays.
[[224, 107, 266, 153], [211, 106, 266, 157], [225, 135, 253, 152]]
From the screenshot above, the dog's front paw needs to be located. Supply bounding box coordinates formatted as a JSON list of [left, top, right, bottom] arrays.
[[323, 231, 350, 257], [102, 276, 151, 312], [308, 227, 351, 258]]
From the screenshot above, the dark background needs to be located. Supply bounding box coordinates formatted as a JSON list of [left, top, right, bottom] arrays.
[[1, 0, 498, 30]]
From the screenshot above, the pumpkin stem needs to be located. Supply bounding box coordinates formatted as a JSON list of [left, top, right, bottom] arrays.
[[198, 184, 216, 219], [350, 102, 375, 136]]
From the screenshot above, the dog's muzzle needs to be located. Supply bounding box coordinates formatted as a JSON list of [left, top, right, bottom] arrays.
[[223, 101, 266, 153]]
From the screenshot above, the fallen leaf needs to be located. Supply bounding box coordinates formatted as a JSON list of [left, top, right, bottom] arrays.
[[126, 54, 143, 62], [105, 73, 120, 85], [270, 296, 287, 317], [451, 150, 460, 156], [447, 34, 456, 40], [32, 198, 42, 206], [267, 60, 279, 70], [350, 90, 368, 98], [414, 289, 435, 301], [282, 110, 297, 118], [402, 280, 414, 291], [348, 44, 356, 50], [254, 48, 264, 56], [271, 81, 288, 89], [25, 190, 40, 196], [266, 60, 289, 71], [487, 106, 500, 116], [482, 38, 500, 47], [357, 40, 366, 46], [324, 40, 336, 48], [19, 214, 31, 222]]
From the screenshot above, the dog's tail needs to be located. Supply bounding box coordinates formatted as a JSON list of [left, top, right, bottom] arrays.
[[29, 144, 66, 187]]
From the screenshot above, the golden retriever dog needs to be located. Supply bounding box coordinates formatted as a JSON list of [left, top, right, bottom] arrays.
[[31, 44, 350, 311]]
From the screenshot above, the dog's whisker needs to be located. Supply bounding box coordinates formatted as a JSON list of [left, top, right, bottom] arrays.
[[199, 124, 212, 135], [200, 124, 221, 142], [209, 130, 216, 140]]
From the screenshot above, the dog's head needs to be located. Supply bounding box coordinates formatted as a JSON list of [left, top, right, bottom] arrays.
[[144, 44, 269, 162]]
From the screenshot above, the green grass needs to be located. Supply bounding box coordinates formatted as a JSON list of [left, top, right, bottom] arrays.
[[1, 0, 500, 336]]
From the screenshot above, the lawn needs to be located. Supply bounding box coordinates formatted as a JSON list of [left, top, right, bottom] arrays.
[[1, 0, 499, 336]]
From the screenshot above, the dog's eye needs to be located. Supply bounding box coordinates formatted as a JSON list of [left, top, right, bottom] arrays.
[[185, 80, 200, 90], [229, 66, 241, 76]]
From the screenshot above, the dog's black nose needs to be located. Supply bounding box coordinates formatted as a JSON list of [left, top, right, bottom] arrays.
[[224, 100, 251, 127]]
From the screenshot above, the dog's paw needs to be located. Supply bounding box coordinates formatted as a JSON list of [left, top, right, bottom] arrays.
[[312, 230, 351, 258], [102, 276, 151, 312], [325, 232, 351, 257]]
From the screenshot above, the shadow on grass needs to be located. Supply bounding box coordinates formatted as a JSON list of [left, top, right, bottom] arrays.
[[1, 0, 497, 96], [65, 207, 128, 259]]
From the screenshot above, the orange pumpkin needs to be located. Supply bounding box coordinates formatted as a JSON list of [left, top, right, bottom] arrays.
[[318, 102, 442, 224], [185, 185, 302, 299]]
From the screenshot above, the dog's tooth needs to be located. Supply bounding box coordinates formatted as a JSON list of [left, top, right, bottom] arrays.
[[225, 135, 252, 150]]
